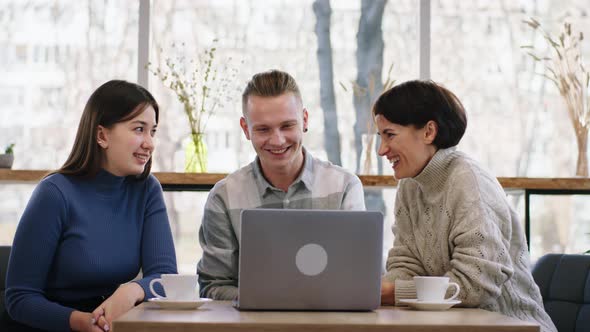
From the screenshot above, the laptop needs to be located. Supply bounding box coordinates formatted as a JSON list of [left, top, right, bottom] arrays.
[[235, 209, 383, 311]]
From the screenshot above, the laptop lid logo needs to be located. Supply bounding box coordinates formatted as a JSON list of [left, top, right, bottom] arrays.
[[295, 243, 328, 276]]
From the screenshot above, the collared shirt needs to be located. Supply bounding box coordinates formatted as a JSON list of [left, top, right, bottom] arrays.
[[197, 149, 365, 300]]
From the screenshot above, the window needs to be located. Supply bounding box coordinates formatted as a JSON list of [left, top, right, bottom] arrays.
[[430, 0, 590, 259], [15, 44, 27, 63], [147, 0, 419, 269], [0, 0, 139, 170], [1, 0, 588, 268], [149, 0, 419, 174], [431, 0, 588, 178]]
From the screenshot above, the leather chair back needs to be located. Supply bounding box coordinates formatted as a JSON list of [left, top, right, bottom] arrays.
[[532, 253, 590, 332], [0, 246, 12, 315]]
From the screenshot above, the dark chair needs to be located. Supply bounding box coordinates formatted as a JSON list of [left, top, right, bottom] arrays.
[[1, 246, 11, 315], [532, 253, 590, 332]]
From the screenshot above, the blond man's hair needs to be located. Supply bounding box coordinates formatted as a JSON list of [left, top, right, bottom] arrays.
[[241, 69, 302, 115]]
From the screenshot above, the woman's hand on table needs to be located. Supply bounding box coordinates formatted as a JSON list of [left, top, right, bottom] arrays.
[[69, 311, 104, 332], [92, 283, 145, 331], [381, 280, 395, 306]]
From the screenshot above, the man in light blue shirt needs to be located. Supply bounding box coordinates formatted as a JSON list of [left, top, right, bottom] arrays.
[[197, 69, 365, 300]]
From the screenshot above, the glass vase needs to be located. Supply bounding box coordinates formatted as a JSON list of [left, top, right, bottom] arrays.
[[185, 133, 208, 172]]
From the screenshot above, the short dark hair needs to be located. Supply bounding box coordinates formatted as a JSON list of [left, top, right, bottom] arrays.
[[241, 69, 302, 115], [50, 80, 159, 180], [373, 80, 467, 149]]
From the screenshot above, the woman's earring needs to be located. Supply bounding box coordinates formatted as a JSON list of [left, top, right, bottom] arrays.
[[303, 128, 308, 133]]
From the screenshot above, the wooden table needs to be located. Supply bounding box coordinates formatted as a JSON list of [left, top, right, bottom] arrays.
[[112, 301, 539, 332]]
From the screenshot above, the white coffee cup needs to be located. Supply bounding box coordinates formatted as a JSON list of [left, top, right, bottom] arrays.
[[414, 276, 460, 302], [149, 274, 199, 301]]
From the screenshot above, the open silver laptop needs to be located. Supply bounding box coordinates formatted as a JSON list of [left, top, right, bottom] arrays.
[[236, 209, 383, 311]]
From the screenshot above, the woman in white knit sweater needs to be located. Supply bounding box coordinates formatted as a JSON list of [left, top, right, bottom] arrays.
[[375, 80, 556, 332]]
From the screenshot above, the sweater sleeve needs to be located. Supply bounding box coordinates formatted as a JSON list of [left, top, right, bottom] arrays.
[[383, 184, 426, 304], [385, 178, 515, 307], [444, 194, 514, 307], [135, 176, 178, 299], [196, 183, 239, 300], [5, 181, 76, 332]]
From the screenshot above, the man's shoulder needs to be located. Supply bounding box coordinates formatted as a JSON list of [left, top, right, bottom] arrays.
[[207, 161, 263, 211], [216, 162, 256, 189], [310, 155, 359, 181], [209, 162, 258, 198], [305, 155, 361, 195]]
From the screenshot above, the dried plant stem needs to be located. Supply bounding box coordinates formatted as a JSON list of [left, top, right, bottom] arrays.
[[575, 126, 588, 176], [524, 19, 590, 176], [147, 40, 239, 172]]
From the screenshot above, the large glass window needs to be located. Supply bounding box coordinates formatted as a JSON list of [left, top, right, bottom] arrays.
[[148, 0, 418, 174], [1, 0, 588, 270], [147, 0, 419, 268], [0, 184, 35, 244], [0, 0, 139, 169], [431, 0, 589, 178], [0, 0, 139, 252], [431, 0, 590, 260], [529, 195, 590, 261], [161, 191, 208, 274]]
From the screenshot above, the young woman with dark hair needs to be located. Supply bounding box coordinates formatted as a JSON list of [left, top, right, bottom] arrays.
[[3, 80, 177, 332]]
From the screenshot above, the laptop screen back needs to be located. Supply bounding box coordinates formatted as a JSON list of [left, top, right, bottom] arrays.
[[238, 209, 383, 311]]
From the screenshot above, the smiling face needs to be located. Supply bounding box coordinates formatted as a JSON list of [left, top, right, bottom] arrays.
[[375, 114, 438, 179], [97, 105, 157, 176], [240, 92, 308, 178]]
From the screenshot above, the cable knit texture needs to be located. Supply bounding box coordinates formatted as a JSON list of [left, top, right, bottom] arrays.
[[383, 147, 556, 332]]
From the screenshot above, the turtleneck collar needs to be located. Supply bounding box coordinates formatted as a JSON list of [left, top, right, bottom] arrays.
[[92, 169, 128, 194], [409, 146, 458, 193]]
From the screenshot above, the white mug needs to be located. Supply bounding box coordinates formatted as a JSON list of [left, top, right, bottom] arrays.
[[149, 274, 198, 301], [414, 276, 460, 302]]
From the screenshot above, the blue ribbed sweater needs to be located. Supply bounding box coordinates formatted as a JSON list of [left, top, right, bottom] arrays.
[[5, 170, 177, 331]]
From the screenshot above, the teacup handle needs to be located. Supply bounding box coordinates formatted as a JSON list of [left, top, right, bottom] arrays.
[[149, 278, 166, 299], [445, 282, 460, 301]]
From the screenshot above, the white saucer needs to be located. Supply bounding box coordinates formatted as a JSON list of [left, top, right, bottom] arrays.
[[399, 299, 461, 311], [148, 297, 212, 310]]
